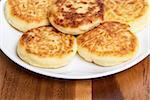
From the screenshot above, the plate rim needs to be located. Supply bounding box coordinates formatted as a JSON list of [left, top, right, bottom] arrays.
[[0, 48, 149, 79]]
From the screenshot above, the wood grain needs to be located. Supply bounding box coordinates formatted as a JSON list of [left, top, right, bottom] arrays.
[[115, 56, 150, 100], [92, 76, 124, 100], [0, 50, 149, 100], [75, 80, 92, 100]]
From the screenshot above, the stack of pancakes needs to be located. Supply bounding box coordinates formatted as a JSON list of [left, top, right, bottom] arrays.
[[5, 0, 150, 68]]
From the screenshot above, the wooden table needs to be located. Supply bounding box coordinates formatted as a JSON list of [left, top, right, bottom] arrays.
[[0, 50, 149, 100]]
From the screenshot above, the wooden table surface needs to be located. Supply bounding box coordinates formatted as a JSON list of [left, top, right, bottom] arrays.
[[0, 50, 149, 100]]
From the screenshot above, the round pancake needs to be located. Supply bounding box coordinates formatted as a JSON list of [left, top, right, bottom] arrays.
[[48, 0, 104, 35], [17, 26, 77, 68], [5, 0, 53, 32], [104, 0, 150, 32], [77, 22, 138, 66]]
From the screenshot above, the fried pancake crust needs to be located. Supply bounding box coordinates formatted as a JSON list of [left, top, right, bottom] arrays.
[[104, 0, 150, 32], [77, 22, 138, 66], [49, 0, 104, 34], [104, 0, 147, 22], [17, 26, 77, 68], [5, 0, 53, 32]]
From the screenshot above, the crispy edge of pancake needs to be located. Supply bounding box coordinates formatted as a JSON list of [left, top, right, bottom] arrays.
[[49, 16, 102, 35], [17, 28, 77, 68], [78, 38, 138, 66], [78, 46, 138, 66], [129, 0, 150, 33], [77, 22, 139, 66], [5, 1, 50, 32]]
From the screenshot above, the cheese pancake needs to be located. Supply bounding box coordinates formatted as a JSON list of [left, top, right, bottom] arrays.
[[48, 0, 104, 35], [17, 26, 77, 68], [77, 22, 138, 66], [104, 0, 150, 32], [5, 0, 53, 32]]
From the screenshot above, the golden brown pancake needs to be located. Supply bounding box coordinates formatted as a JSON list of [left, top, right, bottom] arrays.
[[17, 26, 77, 68], [5, 0, 54, 32], [49, 0, 104, 35], [77, 21, 138, 66], [104, 0, 150, 32]]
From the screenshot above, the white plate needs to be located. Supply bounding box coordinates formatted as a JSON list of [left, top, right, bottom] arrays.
[[0, 0, 150, 79]]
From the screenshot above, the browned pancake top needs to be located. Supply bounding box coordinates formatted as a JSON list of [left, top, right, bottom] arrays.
[[49, 0, 104, 27], [104, 0, 148, 22], [8, 0, 52, 22], [20, 26, 75, 57], [77, 22, 138, 56]]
